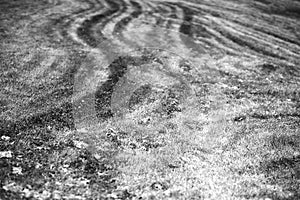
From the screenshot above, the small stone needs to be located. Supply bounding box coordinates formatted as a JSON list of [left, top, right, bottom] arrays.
[[93, 154, 101, 160], [35, 163, 42, 169], [41, 190, 51, 199], [12, 167, 22, 175], [23, 188, 33, 198], [52, 191, 61, 199], [0, 151, 12, 158], [151, 182, 167, 191], [73, 140, 88, 149], [1, 135, 10, 141], [294, 151, 300, 157], [2, 182, 16, 191]]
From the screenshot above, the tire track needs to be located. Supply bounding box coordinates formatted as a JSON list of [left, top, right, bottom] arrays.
[[66, 0, 300, 125], [76, 0, 127, 47], [1, 0, 300, 199]]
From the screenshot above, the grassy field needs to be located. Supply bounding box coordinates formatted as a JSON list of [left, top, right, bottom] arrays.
[[1, 0, 300, 199]]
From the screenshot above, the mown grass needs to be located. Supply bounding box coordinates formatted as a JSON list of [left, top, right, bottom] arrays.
[[65, 81, 298, 200], [2, 54, 299, 199]]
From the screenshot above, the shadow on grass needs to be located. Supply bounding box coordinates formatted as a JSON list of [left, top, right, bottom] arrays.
[[259, 133, 300, 200]]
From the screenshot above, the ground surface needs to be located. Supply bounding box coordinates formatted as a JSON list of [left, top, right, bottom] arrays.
[[0, 0, 300, 199]]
